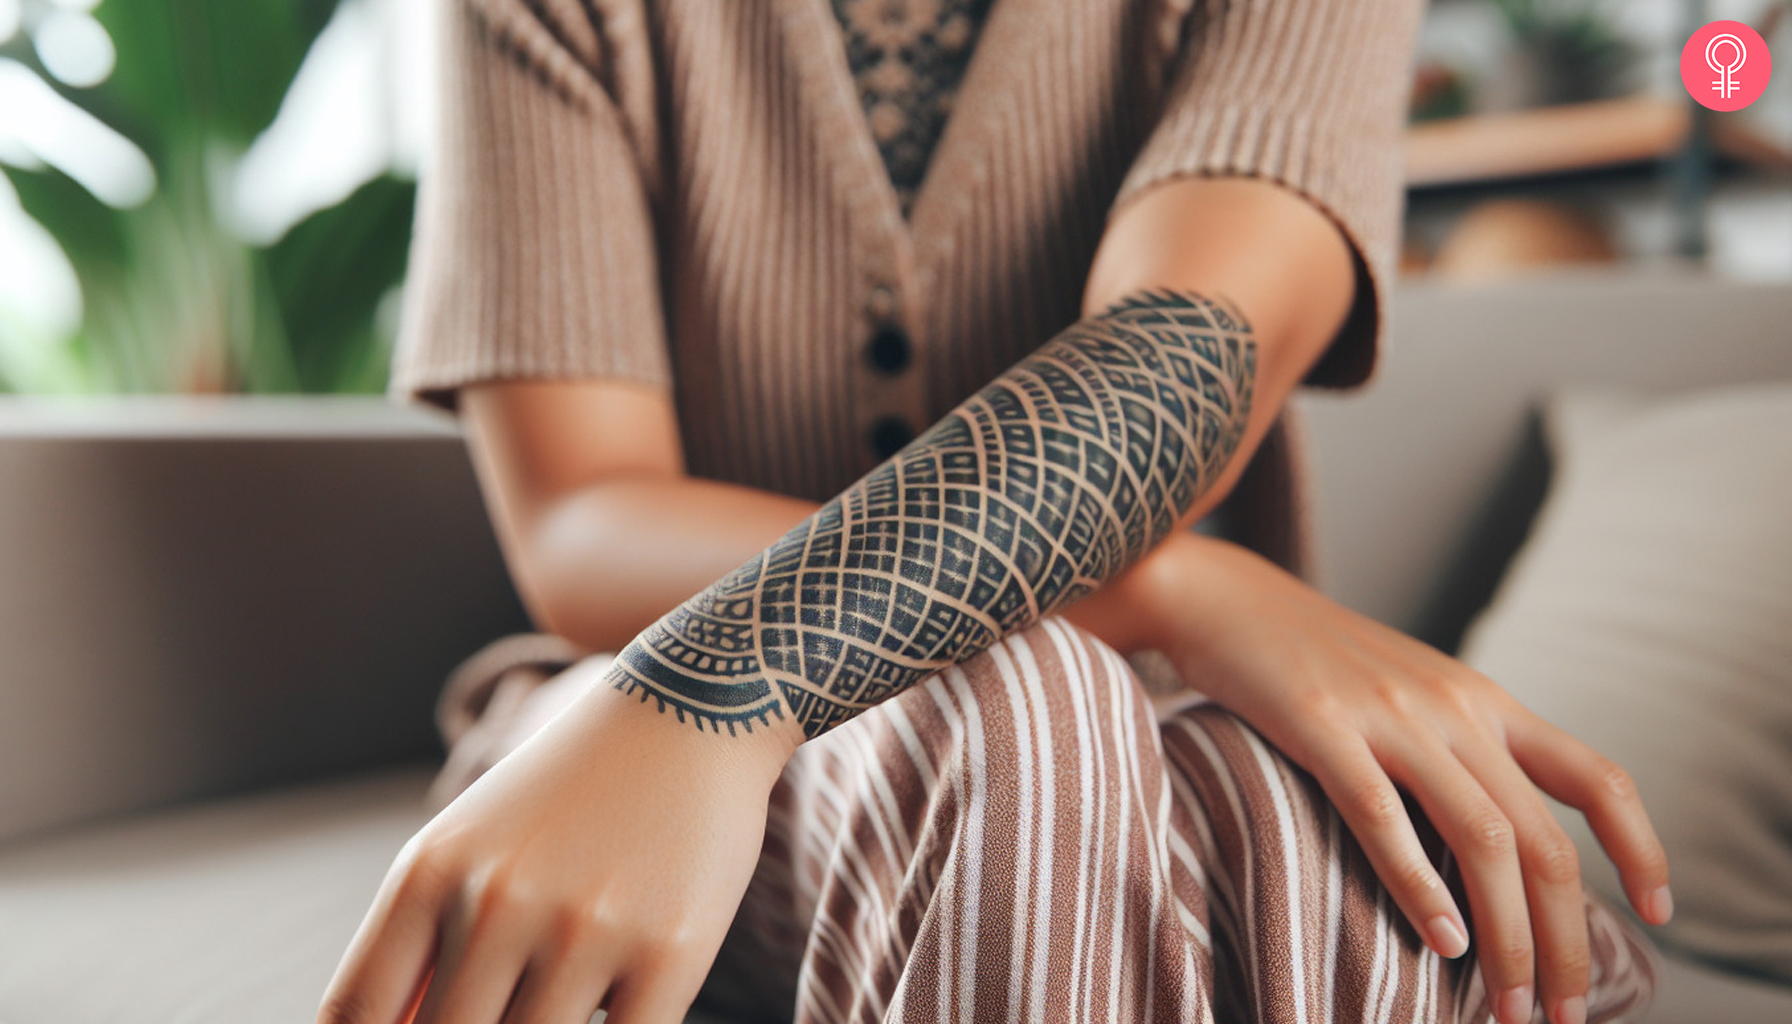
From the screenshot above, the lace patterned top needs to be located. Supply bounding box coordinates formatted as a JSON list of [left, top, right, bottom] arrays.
[[830, 0, 994, 214]]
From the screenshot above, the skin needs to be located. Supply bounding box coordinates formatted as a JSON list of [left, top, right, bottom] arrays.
[[605, 287, 1259, 737], [319, 178, 1670, 1024]]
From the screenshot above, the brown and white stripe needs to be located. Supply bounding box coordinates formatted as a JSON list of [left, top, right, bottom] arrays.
[[698, 618, 1657, 1023]]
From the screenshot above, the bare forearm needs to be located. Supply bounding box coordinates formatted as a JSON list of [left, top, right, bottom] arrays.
[[519, 479, 817, 652], [528, 473, 1219, 658], [530, 471, 1223, 659], [482, 408, 1212, 660], [608, 290, 1256, 741], [475, 180, 1353, 673], [462, 381, 817, 652]]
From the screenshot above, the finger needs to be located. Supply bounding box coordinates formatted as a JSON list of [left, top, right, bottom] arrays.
[[500, 959, 611, 1024], [317, 857, 447, 1024], [1457, 734, 1591, 1024], [500, 923, 618, 1024], [1300, 729, 1471, 959], [602, 954, 710, 1024], [1508, 716, 1672, 926], [412, 879, 536, 1024], [1381, 736, 1535, 1024]]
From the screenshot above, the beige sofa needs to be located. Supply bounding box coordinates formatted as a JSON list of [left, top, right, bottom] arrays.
[[1, 272, 1789, 1023]]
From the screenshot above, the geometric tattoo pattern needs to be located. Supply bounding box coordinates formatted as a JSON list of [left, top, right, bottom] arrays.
[[609, 290, 1257, 738]]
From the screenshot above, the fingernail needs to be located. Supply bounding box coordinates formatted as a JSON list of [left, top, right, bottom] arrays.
[[1498, 985, 1535, 1024], [1647, 885, 1674, 924], [1425, 913, 1469, 958], [1553, 995, 1587, 1024]]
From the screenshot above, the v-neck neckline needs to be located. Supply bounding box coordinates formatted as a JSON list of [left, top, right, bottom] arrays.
[[786, 0, 1037, 290]]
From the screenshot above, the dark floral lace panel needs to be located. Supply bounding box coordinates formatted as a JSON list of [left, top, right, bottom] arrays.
[[830, 0, 995, 215]]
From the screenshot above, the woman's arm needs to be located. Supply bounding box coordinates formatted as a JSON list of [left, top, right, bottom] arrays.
[[317, 177, 1350, 1024], [322, 177, 1664, 1024], [477, 174, 1668, 1024], [606, 283, 1256, 738], [470, 179, 1352, 741], [461, 177, 1349, 657]]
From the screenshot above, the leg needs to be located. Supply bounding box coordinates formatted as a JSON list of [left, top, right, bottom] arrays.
[[709, 617, 1658, 1023], [713, 615, 1201, 1023], [423, 631, 1192, 1019]]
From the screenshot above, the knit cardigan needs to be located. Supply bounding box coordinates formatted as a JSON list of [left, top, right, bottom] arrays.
[[394, 0, 1423, 580]]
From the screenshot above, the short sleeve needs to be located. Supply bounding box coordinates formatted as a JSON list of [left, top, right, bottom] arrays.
[[392, 0, 668, 410], [1115, 0, 1423, 389]]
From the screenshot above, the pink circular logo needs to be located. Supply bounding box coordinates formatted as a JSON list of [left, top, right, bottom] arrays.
[[1681, 20, 1772, 111]]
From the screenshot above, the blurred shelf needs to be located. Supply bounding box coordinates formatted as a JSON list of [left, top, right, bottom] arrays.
[[1405, 95, 1792, 189], [0, 395, 459, 438]]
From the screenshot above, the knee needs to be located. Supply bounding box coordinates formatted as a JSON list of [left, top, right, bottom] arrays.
[[905, 617, 1161, 805], [1162, 703, 1336, 834]]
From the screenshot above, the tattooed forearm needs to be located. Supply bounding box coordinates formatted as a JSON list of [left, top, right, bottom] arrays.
[[610, 290, 1256, 738]]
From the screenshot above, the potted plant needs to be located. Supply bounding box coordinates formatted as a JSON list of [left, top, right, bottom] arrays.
[[0, 0, 413, 395], [0, 2, 524, 840]]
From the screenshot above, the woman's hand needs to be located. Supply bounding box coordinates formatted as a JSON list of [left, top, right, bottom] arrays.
[[318, 656, 799, 1024], [1126, 535, 1671, 1024]]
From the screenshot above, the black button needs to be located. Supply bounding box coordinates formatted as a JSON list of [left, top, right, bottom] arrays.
[[865, 325, 912, 374], [868, 416, 915, 458]]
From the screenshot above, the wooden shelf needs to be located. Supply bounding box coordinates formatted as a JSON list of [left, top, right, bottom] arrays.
[[1404, 95, 1792, 188]]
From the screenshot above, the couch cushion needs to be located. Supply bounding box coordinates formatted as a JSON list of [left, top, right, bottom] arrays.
[[1461, 383, 1792, 984], [1646, 953, 1792, 1024]]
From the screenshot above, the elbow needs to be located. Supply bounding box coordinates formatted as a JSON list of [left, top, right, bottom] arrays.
[[509, 549, 640, 654], [501, 497, 639, 653], [503, 531, 581, 642]]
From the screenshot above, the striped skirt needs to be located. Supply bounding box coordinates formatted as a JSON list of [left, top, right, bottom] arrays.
[[688, 618, 1657, 1024]]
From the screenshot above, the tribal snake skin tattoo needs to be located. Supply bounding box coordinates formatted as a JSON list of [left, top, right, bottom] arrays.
[[610, 290, 1256, 738]]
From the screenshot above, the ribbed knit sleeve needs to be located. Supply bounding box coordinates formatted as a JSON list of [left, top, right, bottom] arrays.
[[391, 0, 668, 409], [1117, 0, 1423, 389]]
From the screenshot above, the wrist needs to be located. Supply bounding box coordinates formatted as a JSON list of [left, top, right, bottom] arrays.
[[1079, 530, 1273, 650], [581, 641, 806, 784], [1064, 530, 1208, 654], [1141, 533, 1301, 708]]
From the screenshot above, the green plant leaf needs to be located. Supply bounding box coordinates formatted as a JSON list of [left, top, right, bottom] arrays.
[[92, 0, 336, 155], [3, 165, 129, 290], [262, 174, 415, 392], [4, 0, 414, 395]]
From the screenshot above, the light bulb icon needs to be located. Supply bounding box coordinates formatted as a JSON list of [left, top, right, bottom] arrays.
[[1707, 33, 1747, 98]]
